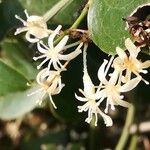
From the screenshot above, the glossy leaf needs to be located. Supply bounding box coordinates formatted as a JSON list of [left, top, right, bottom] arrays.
[[88, 0, 149, 54], [0, 86, 42, 120], [0, 60, 28, 96], [1, 39, 38, 80]]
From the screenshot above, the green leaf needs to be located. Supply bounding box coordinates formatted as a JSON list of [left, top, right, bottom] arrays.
[[0, 61, 28, 96], [1, 39, 38, 80], [88, 0, 148, 55], [18, 0, 85, 25], [0, 86, 41, 120]]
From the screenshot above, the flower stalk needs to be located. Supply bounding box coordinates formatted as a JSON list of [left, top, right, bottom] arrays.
[[115, 104, 135, 150]]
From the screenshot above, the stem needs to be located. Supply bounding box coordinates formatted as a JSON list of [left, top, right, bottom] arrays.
[[70, 3, 89, 29], [54, 2, 89, 44], [115, 104, 135, 150], [43, 0, 73, 22], [128, 135, 138, 150]]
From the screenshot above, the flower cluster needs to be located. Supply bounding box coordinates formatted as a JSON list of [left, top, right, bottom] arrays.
[[75, 38, 150, 126], [15, 10, 83, 109], [15, 10, 150, 127]]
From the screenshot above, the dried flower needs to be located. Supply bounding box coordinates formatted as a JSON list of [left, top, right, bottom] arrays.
[[75, 44, 113, 126], [33, 25, 83, 71], [113, 38, 150, 84], [15, 9, 51, 43]]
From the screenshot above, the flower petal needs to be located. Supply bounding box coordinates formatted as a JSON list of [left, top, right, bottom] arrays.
[[97, 108, 113, 127], [75, 93, 88, 102], [37, 42, 48, 53], [142, 60, 150, 69], [120, 76, 141, 92], [25, 32, 39, 43], [58, 42, 82, 60], [48, 94, 57, 109], [115, 98, 130, 108], [116, 47, 127, 60], [97, 59, 108, 84], [48, 25, 62, 49], [109, 69, 119, 85], [14, 27, 28, 35], [125, 38, 140, 58], [59, 49, 81, 60], [83, 72, 95, 95], [55, 35, 69, 52]]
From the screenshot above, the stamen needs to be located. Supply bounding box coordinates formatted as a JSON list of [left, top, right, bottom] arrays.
[[15, 15, 26, 24], [37, 57, 49, 69], [24, 9, 29, 18], [48, 94, 57, 109], [33, 54, 46, 61]]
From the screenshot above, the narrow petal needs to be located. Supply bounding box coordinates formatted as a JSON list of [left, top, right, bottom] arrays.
[[48, 79, 58, 93], [36, 68, 49, 85], [83, 73, 95, 95], [109, 69, 119, 85], [37, 42, 48, 53], [24, 9, 29, 18], [47, 60, 52, 71], [55, 35, 69, 52], [25, 32, 39, 43], [53, 61, 61, 71], [63, 41, 81, 49], [59, 42, 83, 60], [33, 54, 46, 61], [120, 77, 141, 92], [15, 15, 26, 25], [92, 90, 106, 100], [48, 94, 57, 109], [14, 27, 28, 35], [125, 38, 140, 58], [115, 98, 131, 108], [97, 108, 113, 127], [37, 57, 49, 69], [97, 59, 108, 84], [58, 49, 81, 60], [48, 25, 62, 49], [116, 47, 127, 60], [75, 93, 88, 102], [142, 60, 150, 69]]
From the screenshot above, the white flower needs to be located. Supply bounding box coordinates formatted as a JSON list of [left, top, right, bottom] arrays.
[[97, 59, 141, 113], [15, 9, 51, 43], [113, 38, 150, 84], [75, 44, 113, 127], [29, 68, 64, 109], [33, 25, 83, 71], [76, 94, 113, 126]]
